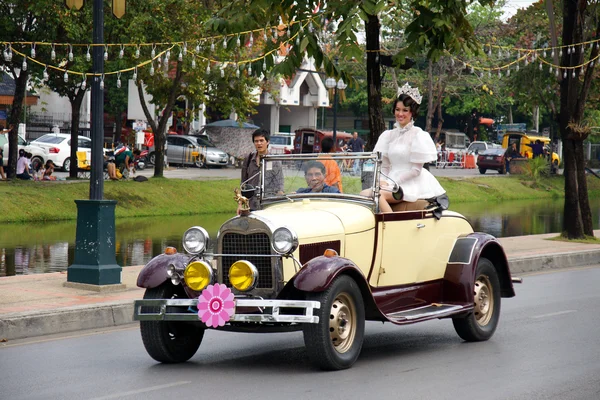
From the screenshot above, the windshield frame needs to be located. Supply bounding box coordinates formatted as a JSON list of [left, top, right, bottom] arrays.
[[257, 152, 384, 211]]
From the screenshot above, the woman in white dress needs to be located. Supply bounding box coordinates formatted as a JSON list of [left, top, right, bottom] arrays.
[[373, 83, 446, 212]]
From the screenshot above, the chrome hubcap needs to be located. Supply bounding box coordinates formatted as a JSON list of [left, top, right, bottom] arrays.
[[473, 275, 494, 326], [329, 293, 356, 353]]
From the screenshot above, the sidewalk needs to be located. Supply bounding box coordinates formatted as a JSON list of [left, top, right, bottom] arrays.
[[2, 231, 600, 342]]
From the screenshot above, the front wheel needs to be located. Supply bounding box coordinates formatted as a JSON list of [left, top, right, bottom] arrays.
[[479, 168, 487, 174], [140, 282, 204, 363], [303, 275, 365, 370], [452, 257, 501, 342], [148, 152, 156, 165], [194, 157, 205, 168]]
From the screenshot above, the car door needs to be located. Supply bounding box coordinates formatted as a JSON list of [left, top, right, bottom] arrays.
[[167, 136, 186, 165], [374, 212, 472, 292]]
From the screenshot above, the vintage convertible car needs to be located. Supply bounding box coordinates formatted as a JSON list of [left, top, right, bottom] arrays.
[[133, 152, 519, 370]]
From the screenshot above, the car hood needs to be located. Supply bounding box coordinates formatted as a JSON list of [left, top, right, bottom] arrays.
[[253, 200, 375, 238]]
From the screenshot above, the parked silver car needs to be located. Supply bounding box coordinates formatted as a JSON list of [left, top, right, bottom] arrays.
[[164, 135, 228, 168]]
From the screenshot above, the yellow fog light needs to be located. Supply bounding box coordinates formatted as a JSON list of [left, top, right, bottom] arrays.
[[184, 261, 213, 291], [229, 260, 258, 292]]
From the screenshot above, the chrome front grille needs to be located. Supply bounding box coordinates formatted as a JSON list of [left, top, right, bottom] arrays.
[[221, 232, 273, 289]]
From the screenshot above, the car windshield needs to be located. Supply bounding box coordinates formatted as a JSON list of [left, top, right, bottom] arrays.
[[481, 148, 505, 156], [256, 153, 382, 207], [194, 137, 214, 147], [35, 135, 66, 144]]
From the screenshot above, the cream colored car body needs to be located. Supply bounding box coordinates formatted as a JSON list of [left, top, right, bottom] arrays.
[[255, 199, 473, 289]]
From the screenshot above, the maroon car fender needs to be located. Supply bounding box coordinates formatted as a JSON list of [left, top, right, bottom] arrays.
[[443, 233, 515, 304], [293, 255, 366, 292], [136, 253, 191, 288]]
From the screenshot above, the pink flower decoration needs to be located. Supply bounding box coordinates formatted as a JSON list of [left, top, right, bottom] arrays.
[[197, 283, 235, 328]]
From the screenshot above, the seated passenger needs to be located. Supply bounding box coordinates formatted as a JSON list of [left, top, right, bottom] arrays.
[[318, 137, 342, 192], [296, 161, 341, 194]]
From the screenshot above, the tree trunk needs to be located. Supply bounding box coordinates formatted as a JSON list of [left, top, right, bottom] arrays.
[[425, 62, 434, 132], [559, 0, 594, 239], [68, 89, 87, 179], [574, 140, 593, 236], [7, 70, 29, 179], [365, 13, 385, 151], [508, 105, 513, 124], [137, 62, 185, 177], [562, 139, 583, 238]]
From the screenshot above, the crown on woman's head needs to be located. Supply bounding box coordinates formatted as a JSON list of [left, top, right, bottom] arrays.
[[397, 82, 422, 105]]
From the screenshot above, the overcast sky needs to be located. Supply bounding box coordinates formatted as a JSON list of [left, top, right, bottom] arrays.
[[502, 0, 538, 19]]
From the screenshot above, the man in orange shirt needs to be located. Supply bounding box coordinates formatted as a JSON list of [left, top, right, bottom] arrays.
[[318, 137, 342, 192]]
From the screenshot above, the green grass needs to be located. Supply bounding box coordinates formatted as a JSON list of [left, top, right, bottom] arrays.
[[547, 235, 600, 244], [2, 174, 600, 223]]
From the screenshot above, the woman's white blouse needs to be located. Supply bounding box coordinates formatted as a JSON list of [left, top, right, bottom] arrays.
[[374, 122, 446, 202]]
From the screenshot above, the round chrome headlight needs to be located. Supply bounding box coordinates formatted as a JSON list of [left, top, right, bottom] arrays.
[[182, 226, 209, 254], [184, 260, 213, 291], [272, 227, 298, 255]]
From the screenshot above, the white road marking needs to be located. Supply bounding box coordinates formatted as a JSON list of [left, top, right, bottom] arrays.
[[531, 310, 577, 319], [87, 381, 192, 400]]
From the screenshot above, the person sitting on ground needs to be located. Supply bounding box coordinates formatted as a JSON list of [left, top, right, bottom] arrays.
[[296, 161, 341, 194], [42, 160, 57, 181], [16, 149, 32, 180], [104, 153, 119, 180], [318, 137, 343, 192]]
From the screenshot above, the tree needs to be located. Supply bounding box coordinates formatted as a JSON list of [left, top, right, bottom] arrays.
[[558, 0, 600, 239], [213, 0, 496, 150], [111, 0, 259, 177], [0, 0, 60, 178]]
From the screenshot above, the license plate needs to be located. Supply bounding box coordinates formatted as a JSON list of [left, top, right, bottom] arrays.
[[486, 156, 493, 160]]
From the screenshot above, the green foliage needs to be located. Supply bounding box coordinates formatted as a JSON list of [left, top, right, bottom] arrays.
[[522, 156, 550, 184]]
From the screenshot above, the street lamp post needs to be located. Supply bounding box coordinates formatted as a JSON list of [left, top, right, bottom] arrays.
[[324, 77, 347, 150], [65, 0, 124, 289]]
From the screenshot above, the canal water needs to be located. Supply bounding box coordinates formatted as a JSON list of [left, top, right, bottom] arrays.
[[2, 197, 600, 276]]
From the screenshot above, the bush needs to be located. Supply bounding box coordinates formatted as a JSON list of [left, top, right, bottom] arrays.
[[522, 156, 550, 183]]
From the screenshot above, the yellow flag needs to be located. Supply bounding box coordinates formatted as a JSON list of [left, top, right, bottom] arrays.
[[65, 0, 84, 10], [113, 0, 126, 19]]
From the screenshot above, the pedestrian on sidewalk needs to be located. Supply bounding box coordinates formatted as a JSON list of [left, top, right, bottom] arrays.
[[239, 128, 284, 214], [347, 132, 365, 175]]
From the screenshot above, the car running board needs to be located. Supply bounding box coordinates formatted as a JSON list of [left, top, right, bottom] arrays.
[[385, 303, 469, 325]]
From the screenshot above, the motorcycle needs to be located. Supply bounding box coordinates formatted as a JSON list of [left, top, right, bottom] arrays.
[[134, 149, 149, 170]]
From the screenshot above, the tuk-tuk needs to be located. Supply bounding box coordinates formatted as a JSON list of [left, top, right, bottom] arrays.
[[293, 128, 352, 153], [501, 131, 560, 166]]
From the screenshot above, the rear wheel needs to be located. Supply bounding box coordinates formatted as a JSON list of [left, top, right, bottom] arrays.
[[452, 257, 501, 342], [148, 152, 156, 165], [63, 157, 71, 172], [140, 282, 204, 363], [303, 275, 365, 370], [479, 168, 487, 174], [499, 164, 506, 174]]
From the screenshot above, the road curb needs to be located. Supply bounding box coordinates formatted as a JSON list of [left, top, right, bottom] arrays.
[[0, 302, 134, 341], [507, 249, 600, 274]]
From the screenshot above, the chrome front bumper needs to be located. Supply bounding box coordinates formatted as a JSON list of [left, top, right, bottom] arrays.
[[133, 298, 320, 324]]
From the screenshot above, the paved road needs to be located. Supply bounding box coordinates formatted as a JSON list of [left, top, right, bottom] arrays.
[[2, 267, 599, 400]]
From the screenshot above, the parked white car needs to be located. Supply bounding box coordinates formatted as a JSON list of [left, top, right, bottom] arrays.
[[467, 141, 501, 155], [30, 133, 93, 172], [0, 133, 49, 171], [269, 133, 294, 154]]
